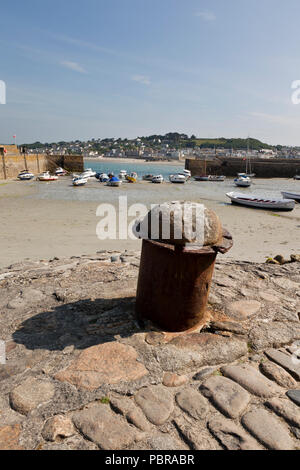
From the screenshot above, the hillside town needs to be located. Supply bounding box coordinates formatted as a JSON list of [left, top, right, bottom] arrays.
[[19, 134, 300, 161]]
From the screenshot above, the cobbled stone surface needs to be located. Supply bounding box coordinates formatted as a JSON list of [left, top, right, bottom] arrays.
[[221, 364, 282, 397], [175, 388, 209, 420]]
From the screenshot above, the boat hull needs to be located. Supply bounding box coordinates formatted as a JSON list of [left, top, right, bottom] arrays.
[[281, 192, 300, 202], [226, 192, 295, 211]]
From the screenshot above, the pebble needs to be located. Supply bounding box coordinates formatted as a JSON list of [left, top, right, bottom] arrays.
[[42, 415, 75, 441], [286, 390, 300, 407], [260, 360, 298, 389], [134, 385, 174, 426], [265, 398, 300, 428], [162, 372, 188, 388], [265, 349, 300, 381]]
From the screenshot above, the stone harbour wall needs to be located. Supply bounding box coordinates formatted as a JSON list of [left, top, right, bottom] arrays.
[[0, 250, 299, 450]]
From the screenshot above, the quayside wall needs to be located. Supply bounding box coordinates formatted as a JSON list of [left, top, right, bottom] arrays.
[[185, 157, 300, 178], [0, 149, 84, 180]]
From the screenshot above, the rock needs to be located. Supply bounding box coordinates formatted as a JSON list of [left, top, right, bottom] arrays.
[[249, 322, 300, 351], [221, 364, 282, 398], [200, 376, 250, 419], [72, 403, 139, 450], [162, 373, 188, 388], [209, 321, 247, 335], [135, 201, 223, 246], [290, 254, 300, 262], [225, 300, 261, 321], [259, 290, 279, 303], [207, 417, 262, 450], [265, 349, 300, 381], [0, 424, 23, 450], [109, 396, 151, 431], [134, 385, 174, 425], [9, 377, 55, 415], [260, 361, 298, 389], [273, 277, 299, 291], [274, 255, 287, 265], [175, 388, 209, 420], [286, 390, 300, 407], [55, 342, 148, 390], [265, 398, 300, 428], [156, 334, 248, 373], [193, 367, 216, 381], [241, 409, 295, 450], [42, 415, 75, 441], [145, 332, 165, 346]]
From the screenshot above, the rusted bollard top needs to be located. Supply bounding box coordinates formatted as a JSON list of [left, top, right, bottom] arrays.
[[134, 200, 233, 254]]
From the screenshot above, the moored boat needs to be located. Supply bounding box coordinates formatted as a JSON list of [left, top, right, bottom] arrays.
[[234, 176, 252, 187], [142, 174, 154, 181], [281, 191, 300, 202], [107, 176, 122, 187], [126, 172, 138, 183], [179, 169, 191, 180], [98, 173, 110, 182], [82, 168, 96, 178], [37, 172, 58, 181], [294, 175, 300, 180], [169, 174, 186, 184], [226, 192, 295, 211], [73, 177, 88, 186], [118, 170, 127, 180], [55, 167, 67, 176], [152, 175, 164, 183], [18, 170, 34, 180], [208, 175, 226, 182]]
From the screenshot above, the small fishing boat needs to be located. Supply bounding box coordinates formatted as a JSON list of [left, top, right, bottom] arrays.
[[169, 174, 186, 184], [281, 191, 300, 202], [126, 172, 138, 183], [98, 173, 110, 182], [82, 168, 96, 178], [234, 176, 252, 187], [142, 174, 154, 181], [118, 170, 127, 180], [294, 175, 300, 180], [55, 167, 67, 176], [37, 172, 58, 181], [107, 176, 122, 187], [73, 177, 88, 186], [152, 175, 164, 184], [180, 169, 191, 179], [208, 175, 226, 182], [18, 170, 34, 180], [194, 175, 210, 181], [226, 192, 295, 211]]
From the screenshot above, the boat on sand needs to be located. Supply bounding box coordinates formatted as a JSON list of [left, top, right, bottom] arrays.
[[226, 192, 295, 211]]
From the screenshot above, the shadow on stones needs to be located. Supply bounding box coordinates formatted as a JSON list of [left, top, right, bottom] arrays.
[[13, 296, 146, 351]]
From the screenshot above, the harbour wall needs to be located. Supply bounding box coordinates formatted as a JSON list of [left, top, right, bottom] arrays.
[[0, 149, 84, 180], [185, 157, 300, 178]]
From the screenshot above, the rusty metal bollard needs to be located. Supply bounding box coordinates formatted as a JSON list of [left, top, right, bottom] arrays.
[[135, 201, 233, 332]]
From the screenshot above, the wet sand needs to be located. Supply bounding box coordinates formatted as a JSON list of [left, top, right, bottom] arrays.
[[0, 178, 299, 268]]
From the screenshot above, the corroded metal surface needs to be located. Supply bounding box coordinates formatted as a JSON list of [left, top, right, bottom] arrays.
[[135, 230, 233, 332]]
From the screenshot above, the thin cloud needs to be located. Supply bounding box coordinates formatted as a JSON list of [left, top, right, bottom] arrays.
[[60, 60, 87, 74], [131, 75, 151, 85], [195, 10, 216, 21]]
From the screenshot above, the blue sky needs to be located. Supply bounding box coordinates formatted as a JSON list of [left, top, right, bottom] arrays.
[[1, 0, 300, 145]]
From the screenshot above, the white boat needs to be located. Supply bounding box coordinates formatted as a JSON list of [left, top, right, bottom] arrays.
[[234, 176, 252, 187], [82, 168, 96, 178], [73, 177, 88, 186], [37, 172, 58, 181], [194, 175, 210, 181], [55, 167, 67, 176], [142, 174, 154, 181], [226, 192, 295, 211], [118, 170, 127, 179], [98, 173, 110, 182], [180, 169, 191, 179], [208, 175, 226, 182], [169, 174, 186, 184], [281, 191, 300, 202], [152, 175, 164, 183], [18, 170, 34, 180], [294, 175, 300, 180]]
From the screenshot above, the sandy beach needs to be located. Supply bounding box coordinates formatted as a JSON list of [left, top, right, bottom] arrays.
[[0, 175, 299, 268]]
